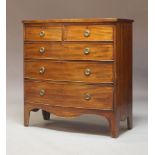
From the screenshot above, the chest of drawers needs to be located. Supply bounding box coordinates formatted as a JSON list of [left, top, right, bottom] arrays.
[[23, 18, 133, 138]]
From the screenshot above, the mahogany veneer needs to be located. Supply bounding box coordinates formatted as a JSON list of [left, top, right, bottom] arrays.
[[23, 18, 133, 138]]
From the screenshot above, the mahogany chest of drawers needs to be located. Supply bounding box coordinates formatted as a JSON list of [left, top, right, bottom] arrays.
[[23, 18, 133, 138]]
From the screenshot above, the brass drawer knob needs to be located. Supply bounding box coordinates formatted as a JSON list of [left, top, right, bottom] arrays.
[[39, 67, 45, 74], [84, 68, 91, 76], [39, 31, 45, 37], [39, 89, 45, 96], [84, 93, 91, 100], [83, 30, 90, 37], [39, 47, 45, 53], [83, 48, 90, 55]]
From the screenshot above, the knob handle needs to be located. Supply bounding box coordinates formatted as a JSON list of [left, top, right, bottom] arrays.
[[39, 47, 45, 53], [39, 89, 45, 96], [84, 68, 91, 76], [83, 30, 90, 37], [83, 48, 90, 55], [39, 31, 45, 37], [84, 93, 91, 100], [39, 67, 45, 74]]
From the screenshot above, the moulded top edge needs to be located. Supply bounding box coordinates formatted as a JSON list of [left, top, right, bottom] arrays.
[[22, 18, 134, 24]]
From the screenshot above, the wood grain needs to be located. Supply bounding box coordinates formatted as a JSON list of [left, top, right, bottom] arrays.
[[115, 22, 133, 127], [22, 18, 134, 23], [24, 42, 114, 60], [23, 18, 133, 138], [24, 60, 114, 83], [25, 26, 62, 41], [25, 80, 113, 110], [64, 25, 113, 41]]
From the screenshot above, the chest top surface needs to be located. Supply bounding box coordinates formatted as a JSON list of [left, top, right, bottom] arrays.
[[23, 18, 134, 23]]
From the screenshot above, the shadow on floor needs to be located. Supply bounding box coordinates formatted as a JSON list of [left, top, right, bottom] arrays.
[[132, 114, 148, 126], [30, 116, 131, 137]]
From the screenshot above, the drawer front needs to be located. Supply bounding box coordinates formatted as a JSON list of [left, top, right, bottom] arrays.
[[25, 81, 113, 110], [24, 43, 113, 60], [24, 26, 62, 41], [64, 25, 113, 41], [25, 61, 113, 83]]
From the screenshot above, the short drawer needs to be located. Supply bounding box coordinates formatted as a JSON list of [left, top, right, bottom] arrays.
[[25, 60, 114, 83], [64, 25, 113, 41], [24, 43, 114, 60], [24, 26, 62, 41], [25, 81, 113, 110]]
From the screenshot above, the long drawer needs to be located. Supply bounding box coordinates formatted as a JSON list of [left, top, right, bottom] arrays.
[[24, 42, 113, 60], [25, 80, 113, 110], [25, 60, 114, 83]]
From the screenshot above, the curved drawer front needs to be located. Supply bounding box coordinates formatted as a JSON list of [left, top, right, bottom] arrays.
[[25, 81, 113, 110], [24, 43, 113, 60], [25, 61, 114, 83], [64, 25, 113, 41], [25, 26, 62, 41]]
